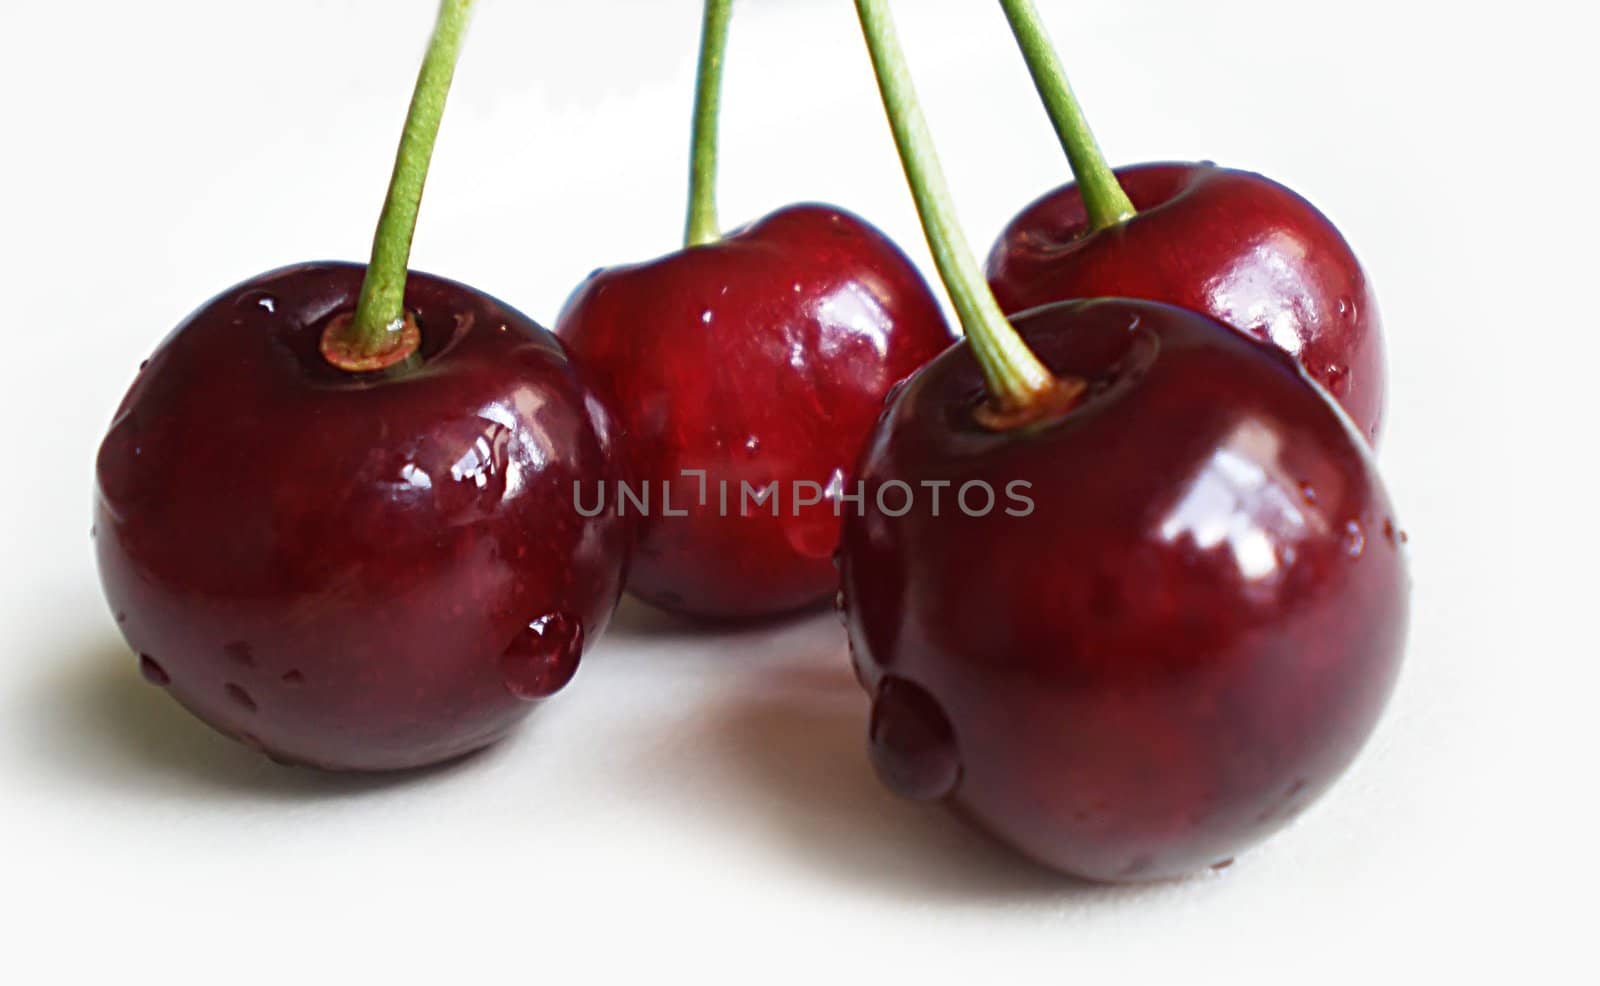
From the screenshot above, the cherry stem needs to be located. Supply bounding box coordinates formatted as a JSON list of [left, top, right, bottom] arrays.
[[684, 0, 733, 247], [334, 0, 475, 367], [998, 0, 1134, 231], [854, 0, 1065, 418]]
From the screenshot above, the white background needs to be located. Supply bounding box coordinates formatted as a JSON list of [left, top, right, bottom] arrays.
[[1, 0, 1593, 981]]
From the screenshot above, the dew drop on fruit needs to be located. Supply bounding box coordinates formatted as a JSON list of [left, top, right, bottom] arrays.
[[883, 377, 909, 409], [869, 676, 962, 801], [1324, 362, 1350, 396], [1343, 520, 1365, 558], [1336, 295, 1354, 319], [1298, 481, 1318, 505], [743, 435, 761, 457], [138, 655, 169, 686], [501, 612, 584, 701], [225, 683, 257, 712]]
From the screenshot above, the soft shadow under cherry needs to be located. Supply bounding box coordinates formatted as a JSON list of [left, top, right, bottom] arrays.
[[35, 637, 498, 802]]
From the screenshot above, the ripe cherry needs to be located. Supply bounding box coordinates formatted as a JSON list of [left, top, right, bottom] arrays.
[[844, 0, 1408, 880], [984, 0, 1385, 443], [557, 0, 951, 620], [94, 1, 627, 770]]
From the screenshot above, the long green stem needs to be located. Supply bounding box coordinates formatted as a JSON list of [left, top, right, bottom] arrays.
[[854, 0, 1061, 416], [999, 0, 1134, 231], [337, 0, 476, 364], [684, 0, 733, 247]]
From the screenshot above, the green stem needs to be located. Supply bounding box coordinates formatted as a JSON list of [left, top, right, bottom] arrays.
[[344, 0, 476, 357], [998, 0, 1134, 231], [854, 0, 1060, 415], [684, 0, 733, 247]]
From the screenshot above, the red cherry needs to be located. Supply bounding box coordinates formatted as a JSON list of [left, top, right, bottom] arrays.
[[95, 263, 627, 770], [987, 163, 1386, 443], [557, 205, 952, 620], [847, 0, 1408, 878], [841, 298, 1408, 881]]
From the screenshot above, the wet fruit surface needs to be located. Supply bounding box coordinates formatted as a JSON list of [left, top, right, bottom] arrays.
[[987, 163, 1386, 443], [558, 204, 953, 620], [841, 298, 1408, 881], [95, 262, 628, 771]]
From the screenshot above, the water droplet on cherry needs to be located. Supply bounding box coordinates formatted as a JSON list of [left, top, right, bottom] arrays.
[[1343, 520, 1365, 558], [1324, 362, 1350, 396], [501, 612, 584, 700], [138, 655, 169, 686], [869, 675, 962, 801]]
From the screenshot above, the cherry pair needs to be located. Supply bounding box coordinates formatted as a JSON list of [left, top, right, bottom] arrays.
[[94, 0, 1407, 883]]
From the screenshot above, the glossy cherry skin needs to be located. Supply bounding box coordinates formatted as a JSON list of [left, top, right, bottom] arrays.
[[987, 163, 1386, 444], [557, 204, 953, 621], [95, 263, 628, 771], [841, 298, 1408, 881]]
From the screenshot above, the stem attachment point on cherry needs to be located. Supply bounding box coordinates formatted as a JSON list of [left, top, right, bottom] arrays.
[[323, 0, 476, 373], [998, 0, 1134, 232], [854, 0, 1077, 427], [684, 0, 734, 248]]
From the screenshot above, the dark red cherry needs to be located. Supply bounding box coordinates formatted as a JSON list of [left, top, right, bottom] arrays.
[[840, 298, 1409, 882], [987, 163, 1386, 443], [95, 263, 628, 770], [557, 205, 953, 620]]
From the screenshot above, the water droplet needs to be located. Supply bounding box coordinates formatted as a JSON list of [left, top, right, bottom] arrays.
[[224, 641, 255, 667], [882, 377, 909, 409], [257, 296, 276, 314], [1324, 363, 1350, 396], [1383, 518, 1397, 545], [225, 683, 257, 712], [1211, 858, 1236, 871], [700, 309, 714, 326], [869, 676, 961, 801], [1336, 295, 1354, 319], [1298, 482, 1317, 505], [280, 669, 305, 686], [138, 359, 149, 372], [743, 435, 761, 457], [1343, 520, 1365, 557], [501, 612, 584, 700], [138, 655, 169, 686]]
